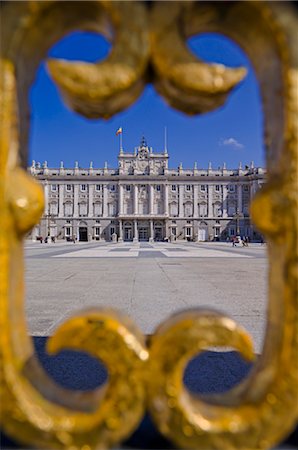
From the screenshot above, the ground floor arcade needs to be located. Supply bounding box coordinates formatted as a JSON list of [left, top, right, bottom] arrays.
[[31, 216, 263, 243]]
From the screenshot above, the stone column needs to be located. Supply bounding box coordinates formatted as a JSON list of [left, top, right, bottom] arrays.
[[119, 184, 124, 215], [164, 184, 169, 215], [103, 184, 108, 217], [149, 185, 154, 215], [208, 184, 213, 217], [178, 184, 184, 217], [118, 219, 123, 242], [222, 184, 228, 218], [149, 219, 154, 242], [74, 184, 79, 217], [193, 185, 198, 217], [88, 184, 93, 217], [134, 184, 139, 215], [58, 184, 64, 218], [133, 219, 138, 243], [237, 183, 242, 213]]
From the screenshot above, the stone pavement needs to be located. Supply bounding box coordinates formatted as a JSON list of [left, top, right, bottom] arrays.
[[25, 241, 267, 353]]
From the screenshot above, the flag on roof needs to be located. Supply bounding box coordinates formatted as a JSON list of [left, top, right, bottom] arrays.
[[116, 127, 122, 135]]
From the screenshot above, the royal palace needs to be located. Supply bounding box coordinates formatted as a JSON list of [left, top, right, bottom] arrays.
[[29, 137, 265, 243]]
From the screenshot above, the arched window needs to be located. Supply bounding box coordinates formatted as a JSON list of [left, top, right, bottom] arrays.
[[213, 202, 222, 217], [49, 202, 58, 216], [155, 201, 163, 215], [199, 202, 207, 217], [93, 202, 102, 217], [124, 200, 133, 215], [64, 202, 73, 217], [228, 203, 236, 216], [170, 202, 178, 217], [108, 202, 116, 216], [184, 202, 193, 217], [79, 202, 87, 217]]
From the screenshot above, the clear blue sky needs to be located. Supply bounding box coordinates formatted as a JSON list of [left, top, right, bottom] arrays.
[[29, 31, 264, 169]]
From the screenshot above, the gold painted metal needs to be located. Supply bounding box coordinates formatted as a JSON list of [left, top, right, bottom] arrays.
[[1, 1, 298, 449]]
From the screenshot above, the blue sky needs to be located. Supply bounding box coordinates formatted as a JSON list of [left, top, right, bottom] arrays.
[[29, 31, 264, 169]]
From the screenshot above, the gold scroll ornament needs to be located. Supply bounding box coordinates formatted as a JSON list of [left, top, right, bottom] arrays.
[[0, 1, 297, 449]]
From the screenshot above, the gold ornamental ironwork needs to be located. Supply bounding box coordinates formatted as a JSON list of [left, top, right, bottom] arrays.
[[0, 1, 297, 449]]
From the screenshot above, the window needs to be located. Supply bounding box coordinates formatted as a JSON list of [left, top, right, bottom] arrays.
[[213, 203, 222, 217], [186, 227, 191, 237], [229, 185, 235, 192], [49, 202, 58, 215], [156, 201, 163, 215], [170, 203, 178, 217], [156, 185, 161, 191], [184, 202, 193, 217], [66, 184, 72, 192], [110, 185, 116, 191], [186, 185, 191, 191], [95, 227, 100, 236], [81, 184, 87, 192], [79, 203, 87, 216], [126, 185, 131, 191], [244, 185, 249, 191], [95, 184, 101, 191], [200, 185, 206, 192], [66, 220, 71, 224], [172, 220, 176, 224], [96, 219, 100, 223], [187, 220, 191, 224], [229, 228, 235, 236], [64, 202, 73, 217], [171, 185, 177, 191], [65, 227, 71, 237], [124, 200, 133, 214], [199, 203, 207, 217], [228, 205, 236, 216], [93, 202, 102, 216], [109, 203, 116, 216], [215, 185, 220, 192], [51, 184, 57, 191], [110, 227, 115, 235]]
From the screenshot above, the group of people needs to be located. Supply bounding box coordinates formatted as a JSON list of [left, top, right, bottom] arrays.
[[37, 236, 55, 243], [231, 236, 249, 247]]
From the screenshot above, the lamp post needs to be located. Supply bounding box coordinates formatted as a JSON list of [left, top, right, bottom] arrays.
[[234, 211, 243, 236], [234, 212, 240, 236]]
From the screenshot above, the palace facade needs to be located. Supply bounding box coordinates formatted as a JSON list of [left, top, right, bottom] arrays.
[[29, 137, 265, 242]]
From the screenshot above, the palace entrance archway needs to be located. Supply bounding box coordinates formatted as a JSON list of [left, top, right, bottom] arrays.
[[79, 226, 88, 242]]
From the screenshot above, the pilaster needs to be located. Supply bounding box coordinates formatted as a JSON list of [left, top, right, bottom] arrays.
[[73, 184, 79, 217], [178, 184, 184, 217], [119, 184, 124, 215], [237, 183, 242, 213], [58, 184, 64, 218], [193, 185, 198, 217], [164, 184, 169, 216], [88, 184, 94, 217], [208, 184, 213, 217], [134, 184, 139, 215], [149, 185, 154, 215], [103, 184, 108, 217]]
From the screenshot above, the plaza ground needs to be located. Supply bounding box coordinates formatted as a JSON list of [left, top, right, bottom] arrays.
[[24, 240, 267, 354]]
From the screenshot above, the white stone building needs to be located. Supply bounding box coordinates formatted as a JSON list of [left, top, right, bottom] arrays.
[[29, 137, 266, 242]]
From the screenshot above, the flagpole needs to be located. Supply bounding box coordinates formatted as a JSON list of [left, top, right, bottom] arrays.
[[164, 126, 167, 153], [120, 130, 123, 152]]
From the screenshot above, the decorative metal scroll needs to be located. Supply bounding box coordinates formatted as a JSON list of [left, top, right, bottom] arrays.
[[0, 1, 297, 449]]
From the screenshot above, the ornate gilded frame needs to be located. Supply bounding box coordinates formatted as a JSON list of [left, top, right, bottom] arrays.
[[1, 1, 297, 449]]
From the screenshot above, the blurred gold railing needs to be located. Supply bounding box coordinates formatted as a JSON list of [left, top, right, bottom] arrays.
[[0, 1, 297, 449]]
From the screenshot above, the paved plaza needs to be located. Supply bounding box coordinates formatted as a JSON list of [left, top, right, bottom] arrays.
[[25, 241, 267, 353]]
